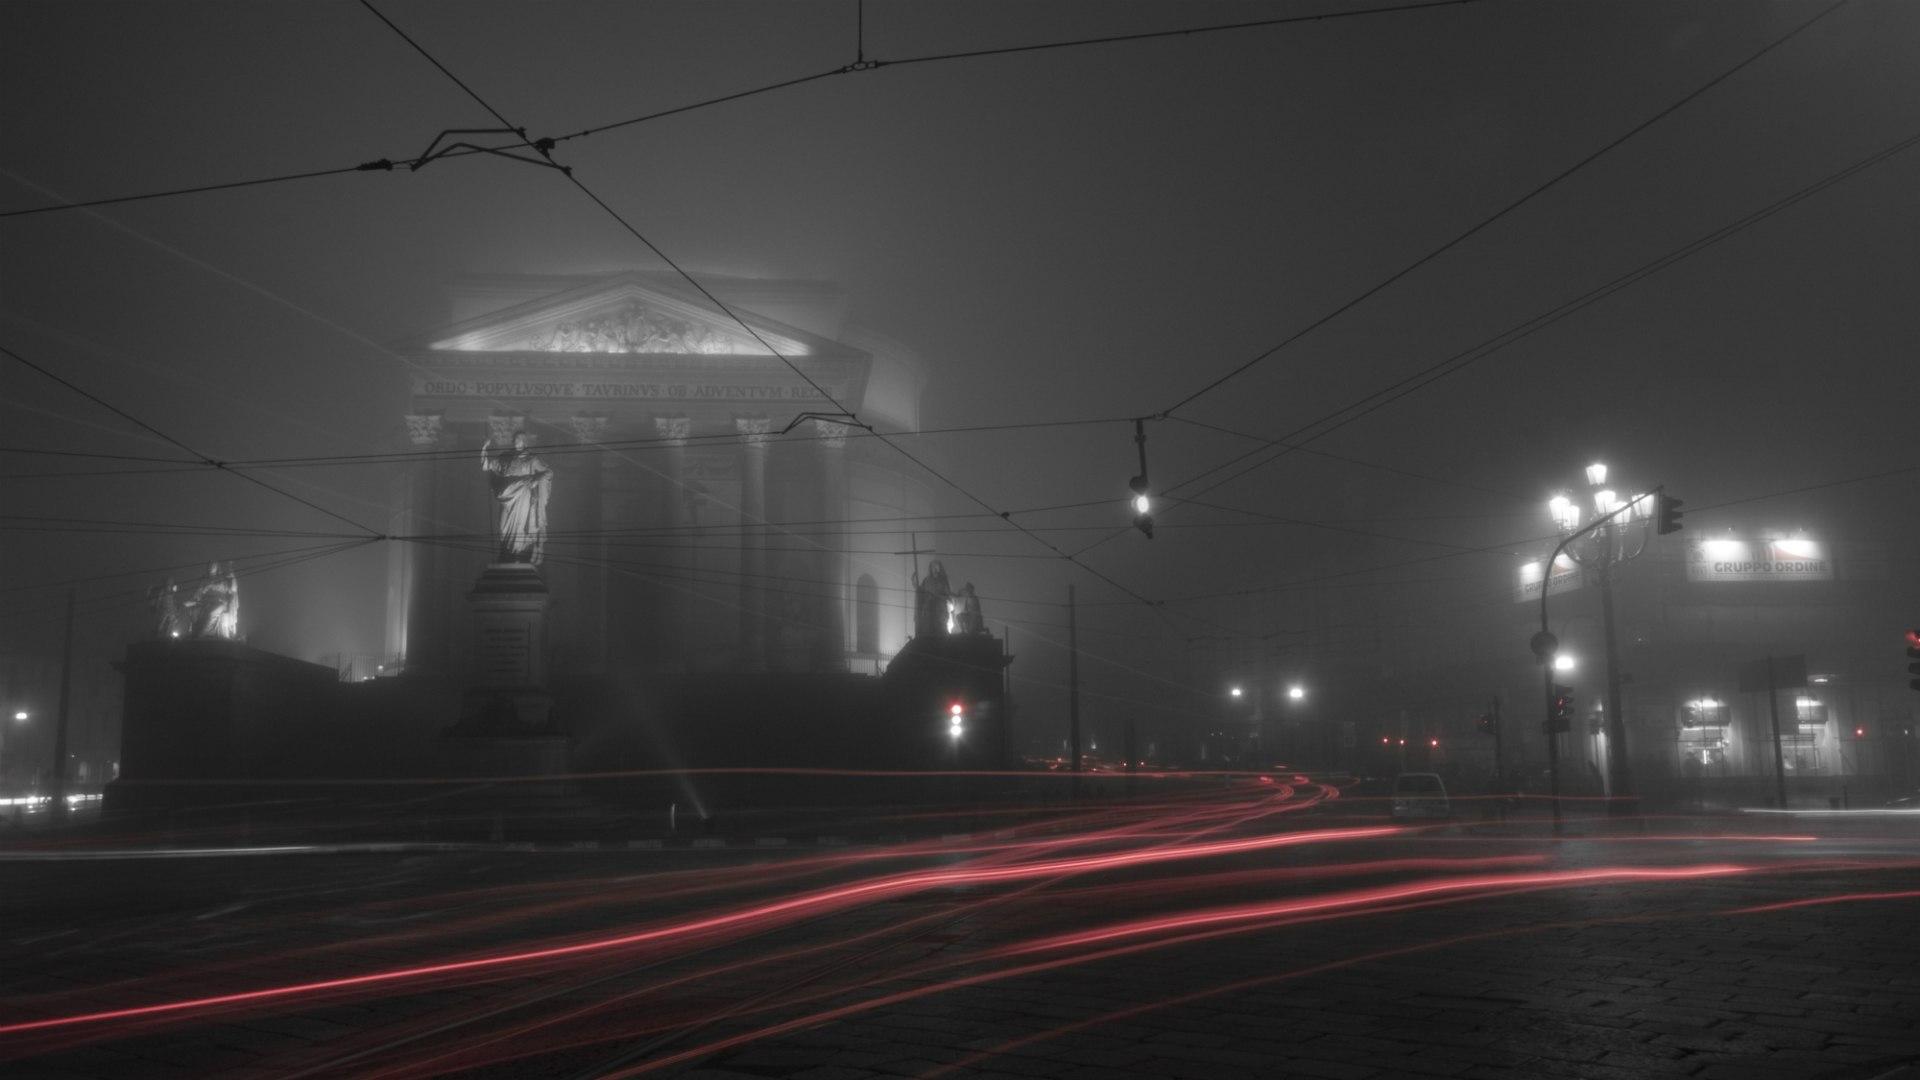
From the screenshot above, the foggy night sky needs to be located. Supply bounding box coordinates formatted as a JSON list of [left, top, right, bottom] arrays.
[[3, 1, 1917, 735]]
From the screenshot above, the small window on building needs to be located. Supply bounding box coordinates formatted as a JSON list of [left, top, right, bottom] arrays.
[[1681, 698, 1728, 728], [1794, 695, 1827, 728]]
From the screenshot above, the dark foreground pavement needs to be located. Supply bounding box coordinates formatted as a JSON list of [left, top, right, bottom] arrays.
[[2, 793, 1918, 1079]]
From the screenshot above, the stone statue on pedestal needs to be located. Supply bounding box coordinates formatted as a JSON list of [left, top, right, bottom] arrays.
[[913, 560, 951, 638], [148, 577, 191, 639], [188, 562, 239, 640], [957, 582, 985, 635], [481, 432, 553, 566]]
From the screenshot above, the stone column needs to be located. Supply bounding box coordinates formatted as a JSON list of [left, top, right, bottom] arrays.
[[813, 419, 852, 671], [568, 414, 610, 672], [394, 412, 444, 672], [653, 414, 692, 671], [735, 415, 774, 671]]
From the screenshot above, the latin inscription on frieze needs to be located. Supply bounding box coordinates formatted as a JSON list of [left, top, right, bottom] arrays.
[[414, 378, 829, 402]]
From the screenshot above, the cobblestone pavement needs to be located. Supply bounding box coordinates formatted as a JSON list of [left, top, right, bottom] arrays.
[[2, 804, 1918, 1079]]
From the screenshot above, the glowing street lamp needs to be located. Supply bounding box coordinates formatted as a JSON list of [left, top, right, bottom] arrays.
[[1542, 458, 1655, 811], [1548, 494, 1580, 532], [11, 710, 25, 722], [1229, 686, 1244, 699], [1286, 684, 1306, 701]]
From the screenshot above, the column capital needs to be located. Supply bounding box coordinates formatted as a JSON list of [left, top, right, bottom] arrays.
[[653, 412, 692, 445], [735, 414, 775, 446], [812, 418, 853, 449], [569, 413, 610, 445], [404, 412, 445, 447], [487, 413, 528, 445]]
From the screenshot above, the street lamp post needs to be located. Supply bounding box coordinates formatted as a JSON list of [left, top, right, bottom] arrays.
[[1544, 463, 1653, 815]]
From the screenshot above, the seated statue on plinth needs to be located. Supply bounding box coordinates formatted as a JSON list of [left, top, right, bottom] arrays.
[[481, 432, 553, 566], [957, 582, 985, 634], [150, 563, 240, 640], [190, 561, 240, 640]]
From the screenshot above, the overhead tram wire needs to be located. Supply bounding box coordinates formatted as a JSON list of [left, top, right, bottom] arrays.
[[1065, 116, 1920, 565], [0, 341, 381, 538], [1165, 121, 1920, 507], [0, 538, 380, 627], [1066, 10, 1862, 563], [0, 538, 385, 599], [0, 414, 1136, 472], [1155, 0, 1848, 420], [420, 536, 1226, 707], [1165, 415, 1536, 504], [358, 3, 1171, 614], [1144, 456, 1920, 610], [3, 0, 1475, 220]]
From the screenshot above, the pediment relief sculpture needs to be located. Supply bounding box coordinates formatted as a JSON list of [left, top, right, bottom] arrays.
[[524, 301, 751, 355]]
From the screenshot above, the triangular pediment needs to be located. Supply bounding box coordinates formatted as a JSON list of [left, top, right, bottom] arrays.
[[425, 275, 820, 357]]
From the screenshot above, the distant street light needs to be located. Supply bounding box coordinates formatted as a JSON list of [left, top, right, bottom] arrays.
[[11, 711, 25, 722], [1545, 458, 1655, 811], [1286, 684, 1306, 701], [1229, 686, 1243, 699]]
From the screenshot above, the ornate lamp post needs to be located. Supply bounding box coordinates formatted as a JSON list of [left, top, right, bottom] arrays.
[[1545, 462, 1653, 811]]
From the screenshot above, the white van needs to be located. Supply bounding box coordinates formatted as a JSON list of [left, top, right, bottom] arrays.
[[1391, 772, 1451, 821]]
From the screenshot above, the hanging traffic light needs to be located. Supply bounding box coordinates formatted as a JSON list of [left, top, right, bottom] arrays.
[[1655, 490, 1685, 535], [1476, 712, 1499, 735], [1547, 685, 1574, 734], [1128, 419, 1154, 539], [947, 700, 966, 739]]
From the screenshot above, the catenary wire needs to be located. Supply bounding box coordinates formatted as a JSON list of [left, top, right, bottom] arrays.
[[358, 2, 1171, 616], [1155, 0, 1848, 417], [0, 341, 382, 537], [0, 0, 1475, 218]]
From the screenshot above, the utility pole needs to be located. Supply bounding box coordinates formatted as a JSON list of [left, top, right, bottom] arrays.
[[1596, 557, 1631, 806], [51, 589, 75, 822], [1000, 628, 1014, 771], [1068, 584, 1081, 793], [1766, 656, 1788, 811]]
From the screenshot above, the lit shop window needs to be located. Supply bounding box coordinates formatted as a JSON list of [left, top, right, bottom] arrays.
[[1793, 696, 1827, 727], [1682, 698, 1728, 727]]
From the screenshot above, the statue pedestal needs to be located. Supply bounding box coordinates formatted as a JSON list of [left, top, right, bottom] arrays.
[[449, 563, 557, 736]]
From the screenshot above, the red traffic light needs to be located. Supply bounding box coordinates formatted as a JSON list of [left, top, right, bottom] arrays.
[[949, 702, 965, 716]]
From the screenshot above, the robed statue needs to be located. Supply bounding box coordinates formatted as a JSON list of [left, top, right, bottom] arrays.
[[913, 560, 951, 638], [956, 582, 985, 635], [481, 432, 552, 566], [148, 563, 241, 640], [148, 576, 191, 639]]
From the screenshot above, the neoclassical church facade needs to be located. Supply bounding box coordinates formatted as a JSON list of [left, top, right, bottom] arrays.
[[384, 271, 936, 684]]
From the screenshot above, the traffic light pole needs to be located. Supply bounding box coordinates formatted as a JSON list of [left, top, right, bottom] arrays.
[[1537, 500, 1638, 835], [1597, 557, 1632, 813], [1541, 662, 1562, 835]]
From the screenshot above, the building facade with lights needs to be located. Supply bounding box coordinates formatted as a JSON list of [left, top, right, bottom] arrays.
[[1501, 528, 1917, 804], [385, 272, 937, 682]]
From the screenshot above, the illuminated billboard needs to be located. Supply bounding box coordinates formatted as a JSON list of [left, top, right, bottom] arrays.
[[1687, 537, 1832, 583], [1516, 553, 1581, 603]]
